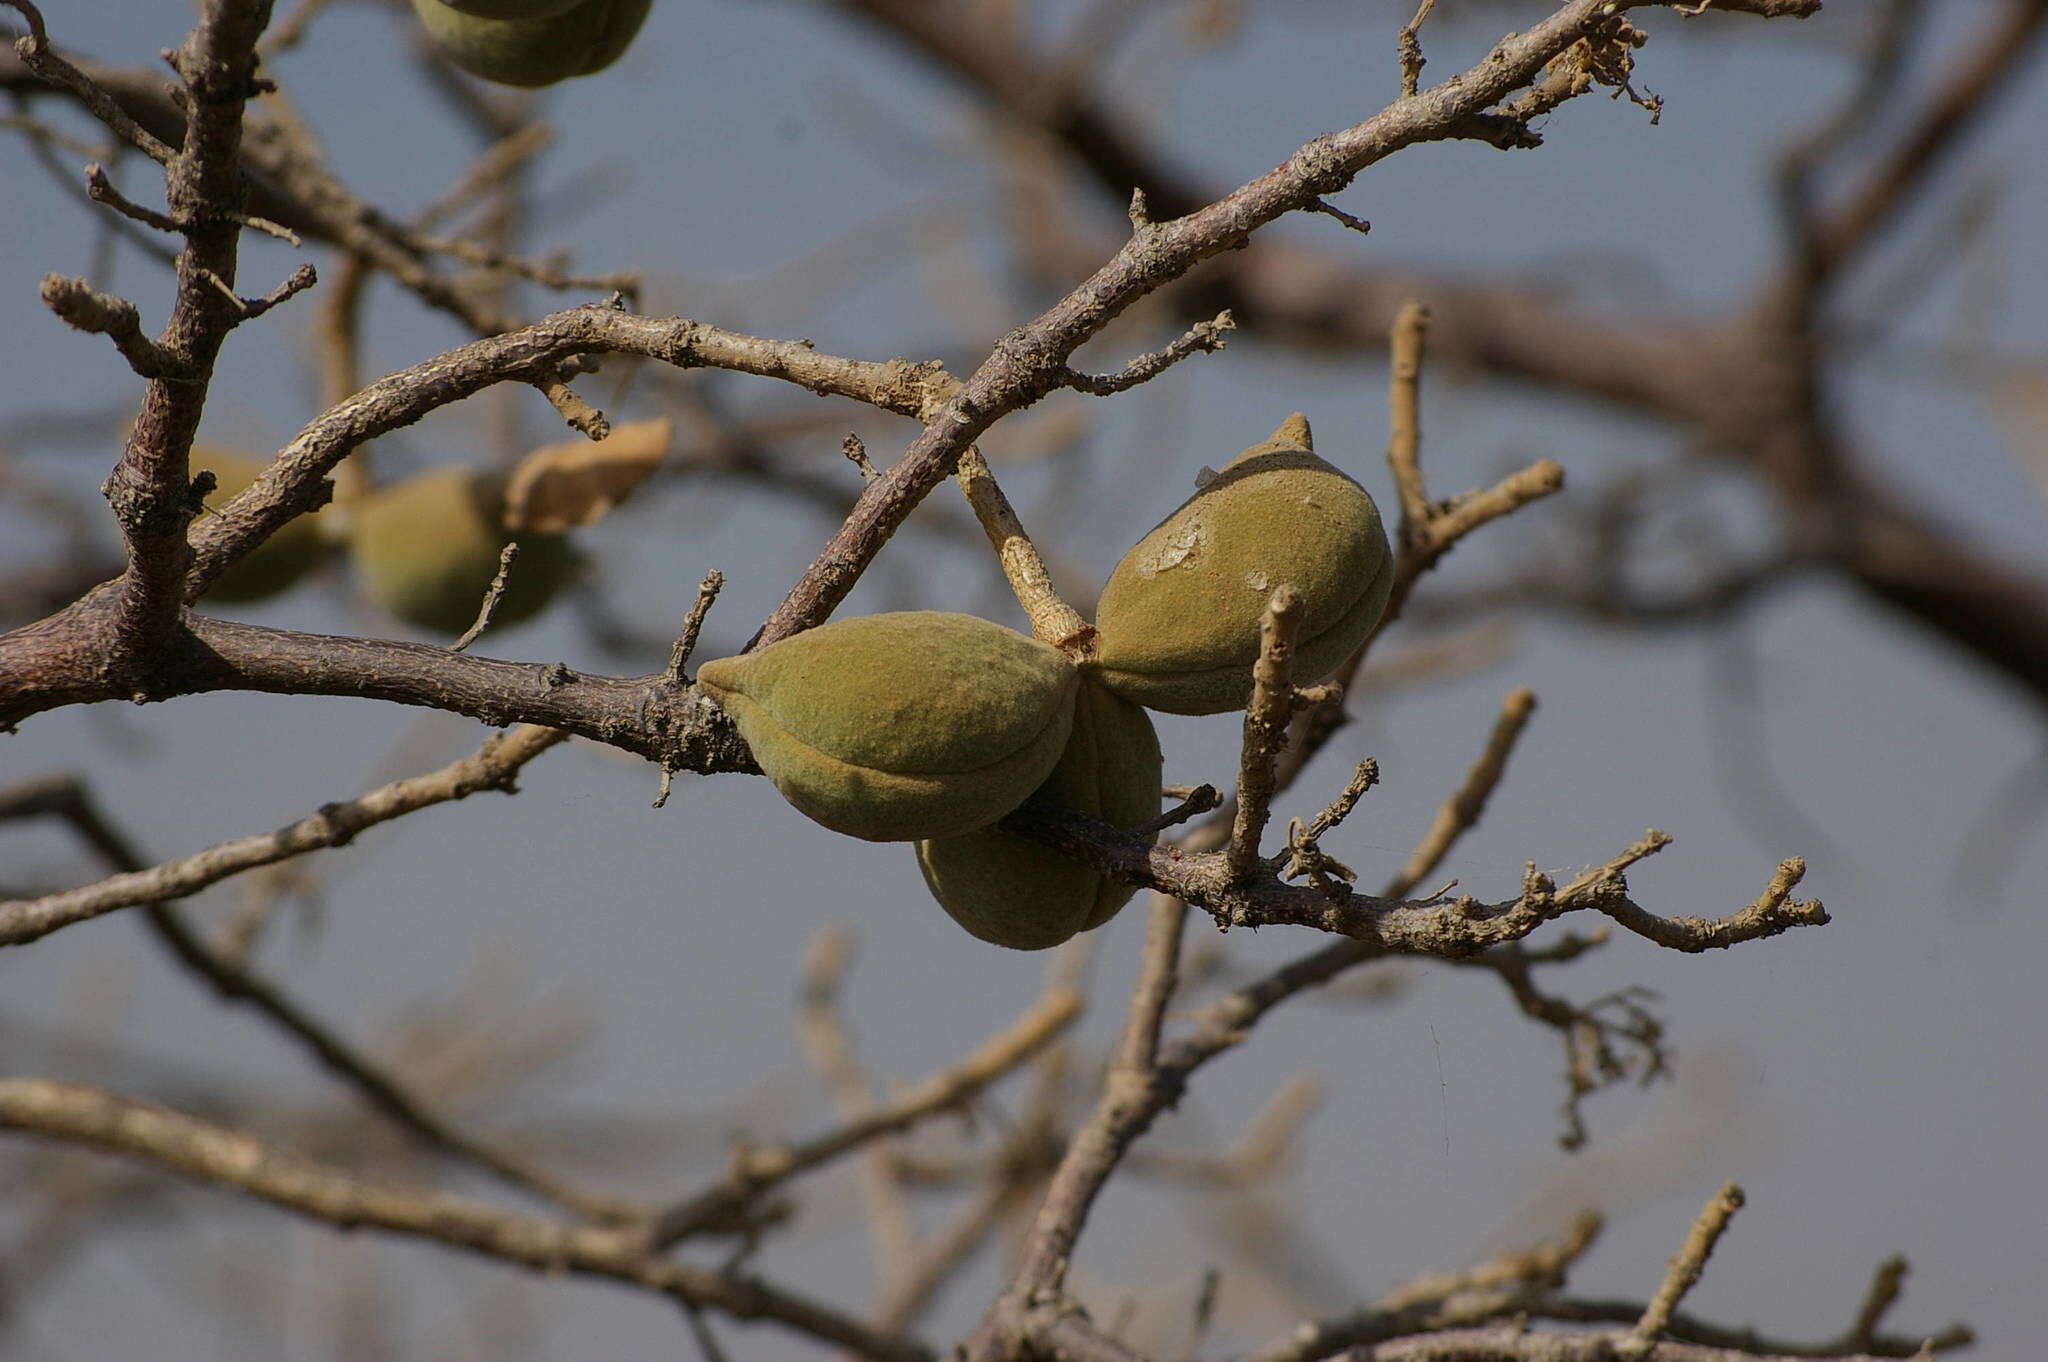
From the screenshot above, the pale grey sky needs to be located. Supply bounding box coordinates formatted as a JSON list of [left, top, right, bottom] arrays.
[[4, 2, 2046, 1359]]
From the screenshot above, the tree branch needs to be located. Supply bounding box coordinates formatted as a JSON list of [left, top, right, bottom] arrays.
[[647, 974, 1080, 1247], [0, 725, 567, 946], [0, 1078, 933, 1362], [752, 0, 1765, 648]]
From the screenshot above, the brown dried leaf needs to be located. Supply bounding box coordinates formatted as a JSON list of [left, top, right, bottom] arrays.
[[1989, 366, 2048, 512], [503, 418, 671, 533]]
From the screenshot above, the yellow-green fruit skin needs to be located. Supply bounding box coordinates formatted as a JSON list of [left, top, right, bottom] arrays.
[[196, 453, 326, 604], [1089, 414, 1394, 716], [438, 0, 585, 19], [410, 0, 650, 87], [696, 612, 1080, 843], [915, 679, 1161, 951], [351, 469, 572, 635]]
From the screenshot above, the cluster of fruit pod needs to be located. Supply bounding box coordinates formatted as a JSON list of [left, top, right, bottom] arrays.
[[409, 0, 651, 88], [196, 455, 573, 633], [697, 414, 1396, 951]]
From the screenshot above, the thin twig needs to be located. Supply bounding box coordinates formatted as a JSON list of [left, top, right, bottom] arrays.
[[1844, 1254, 1910, 1350], [954, 445, 1094, 655], [451, 543, 521, 652], [1228, 587, 1304, 884], [1246, 1212, 1603, 1362], [1389, 687, 1537, 896], [1307, 199, 1371, 235], [0, 1078, 934, 1362], [142, 898, 634, 1220], [0, 726, 567, 946], [1130, 784, 1221, 841], [1622, 1183, 1747, 1356], [663, 569, 726, 685], [82, 161, 180, 231], [1060, 311, 1235, 396], [2, 0, 174, 162], [647, 975, 1081, 1247], [37, 274, 185, 379], [1397, 0, 1440, 97], [1385, 299, 1431, 531], [794, 928, 920, 1285], [536, 370, 610, 440]]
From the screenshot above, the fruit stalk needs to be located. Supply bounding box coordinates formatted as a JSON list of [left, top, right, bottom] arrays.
[[954, 447, 1095, 659]]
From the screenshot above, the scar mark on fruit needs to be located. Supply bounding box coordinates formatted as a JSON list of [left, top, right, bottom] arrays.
[[1141, 515, 1205, 575]]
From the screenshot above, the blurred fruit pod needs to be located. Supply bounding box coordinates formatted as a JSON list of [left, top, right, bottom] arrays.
[[349, 467, 575, 635], [410, 0, 651, 88], [193, 450, 332, 604]]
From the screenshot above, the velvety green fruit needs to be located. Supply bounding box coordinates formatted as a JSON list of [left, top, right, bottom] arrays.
[[915, 678, 1161, 950], [1089, 414, 1394, 715], [196, 451, 327, 604], [438, 0, 586, 19], [696, 612, 1079, 843], [350, 468, 573, 636], [411, 0, 650, 88]]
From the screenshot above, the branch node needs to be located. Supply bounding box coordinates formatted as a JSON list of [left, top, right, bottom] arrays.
[[842, 433, 880, 481]]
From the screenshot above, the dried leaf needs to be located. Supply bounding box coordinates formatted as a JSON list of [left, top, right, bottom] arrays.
[[1989, 367, 2048, 512], [503, 418, 671, 533]]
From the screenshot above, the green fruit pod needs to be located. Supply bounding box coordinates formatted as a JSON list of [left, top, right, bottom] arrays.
[[696, 612, 1079, 843], [1089, 414, 1394, 716], [195, 451, 328, 604], [350, 468, 573, 636], [410, 0, 651, 88], [915, 678, 1161, 951], [437, 0, 586, 19]]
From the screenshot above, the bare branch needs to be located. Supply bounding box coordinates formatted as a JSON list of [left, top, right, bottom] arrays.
[[1246, 1211, 1603, 1362], [0, 1078, 933, 1362], [1228, 586, 1305, 883], [1622, 1183, 1747, 1356], [37, 274, 186, 380], [954, 446, 1094, 656], [0, 725, 566, 947], [1535, 1292, 1971, 1357], [1385, 299, 1431, 532], [2, 0, 174, 162], [0, 769, 633, 1217], [141, 899, 634, 1220], [754, 0, 1755, 648], [1396, 0, 1439, 98], [1059, 311, 1235, 396], [82, 161, 181, 232], [1363, 1325, 1926, 1361], [647, 976, 1080, 1247], [1390, 687, 1537, 896], [1130, 784, 1222, 841], [536, 369, 610, 440], [663, 569, 727, 686], [450, 544, 521, 653]]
